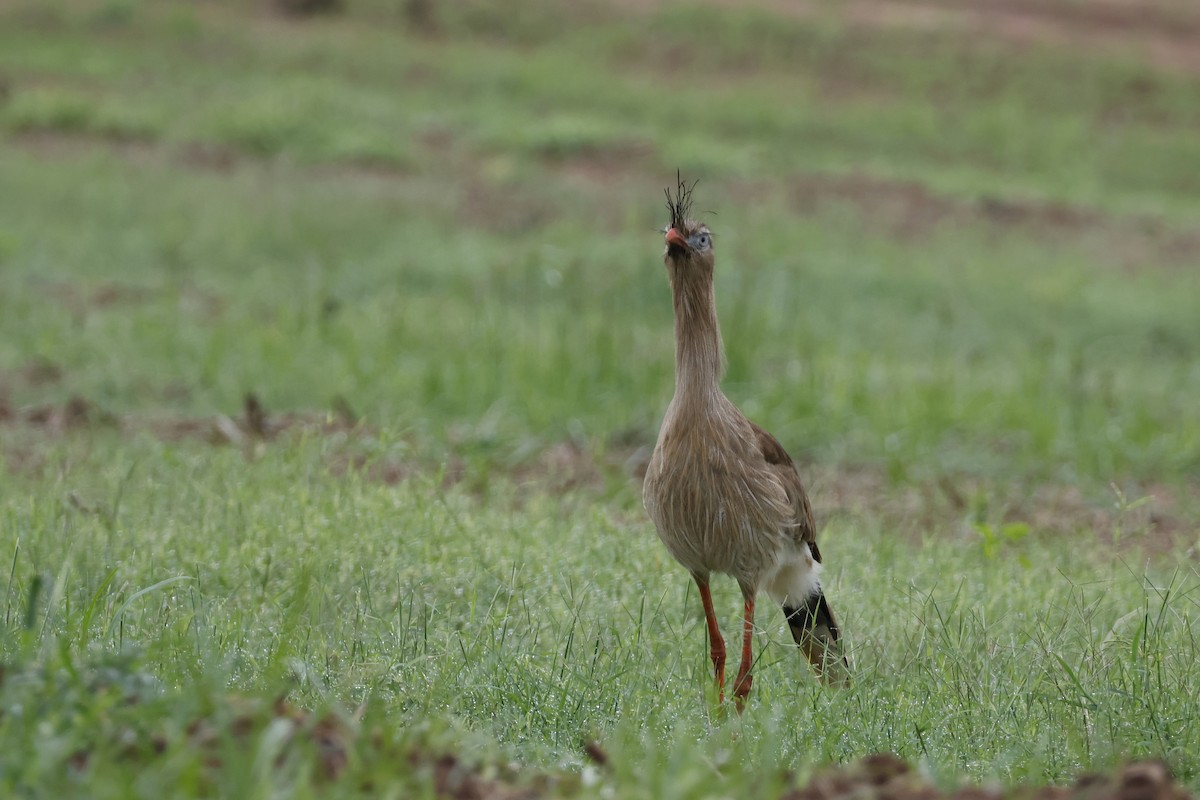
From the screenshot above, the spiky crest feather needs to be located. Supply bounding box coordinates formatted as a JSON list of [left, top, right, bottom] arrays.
[[664, 170, 697, 232]]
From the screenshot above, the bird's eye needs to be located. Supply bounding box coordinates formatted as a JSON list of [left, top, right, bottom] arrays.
[[696, 233, 711, 249]]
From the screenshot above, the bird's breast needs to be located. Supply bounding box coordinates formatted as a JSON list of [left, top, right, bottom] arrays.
[[644, 433, 791, 579]]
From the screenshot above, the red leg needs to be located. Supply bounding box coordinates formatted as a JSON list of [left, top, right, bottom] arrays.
[[733, 597, 755, 712], [695, 577, 726, 703]]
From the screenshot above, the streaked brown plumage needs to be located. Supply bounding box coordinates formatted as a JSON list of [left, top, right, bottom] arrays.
[[643, 175, 850, 708]]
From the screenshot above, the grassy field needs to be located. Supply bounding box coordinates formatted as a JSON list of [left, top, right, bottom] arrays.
[[2, 0, 1200, 796]]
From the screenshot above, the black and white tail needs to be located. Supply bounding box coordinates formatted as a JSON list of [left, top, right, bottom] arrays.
[[783, 591, 851, 686]]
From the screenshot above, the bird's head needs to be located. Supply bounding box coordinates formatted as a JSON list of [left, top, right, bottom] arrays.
[[662, 171, 714, 273]]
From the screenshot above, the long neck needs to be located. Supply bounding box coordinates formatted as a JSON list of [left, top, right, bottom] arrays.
[[669, 265, 725, 406]]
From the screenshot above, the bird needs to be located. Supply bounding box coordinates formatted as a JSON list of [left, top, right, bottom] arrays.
[[642, 173, 850, 709]]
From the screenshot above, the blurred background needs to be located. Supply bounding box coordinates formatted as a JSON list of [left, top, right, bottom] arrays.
[[1, 0, 1198, 540]]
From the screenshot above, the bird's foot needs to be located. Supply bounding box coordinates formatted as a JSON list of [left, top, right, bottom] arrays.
[[732, 673, 752, 714]]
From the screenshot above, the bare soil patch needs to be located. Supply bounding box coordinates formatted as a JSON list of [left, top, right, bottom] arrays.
[[8, 128, 380, 180], [12, 113, 1199, 272], [539, 139, 658, 185], [790, 171, 1200, 269], [3, 391, 1195, 553], [45, 280, 158, 313], [847, 0, 1200, 75], [0, 392, 357, 457], [803, 461, 1198, 556], [629, 0, 1200, 75], [782, 753, 1189, 800], [10, 128, 160, 163], [11, 650, 1189, 800], [28, 279, 227, 325], [45, 665, 1191, 798], [457, 178, 565, 235]]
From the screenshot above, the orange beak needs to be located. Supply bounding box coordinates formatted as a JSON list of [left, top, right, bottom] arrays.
[[665, 228, 688, 250]]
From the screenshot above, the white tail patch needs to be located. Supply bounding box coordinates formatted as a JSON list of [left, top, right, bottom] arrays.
[[763, 542, 823, 607]]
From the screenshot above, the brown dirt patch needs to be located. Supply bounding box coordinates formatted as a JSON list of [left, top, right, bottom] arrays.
[[326, 437, 624, 497], [144, 393, 361, 447], [176, 141, 243, 173], [15, 357, 64, 388], [9, 127, 380, 181], [45, 280, 157, 313], [3, 391, 1194, 552], [783, 753, 1189, 800], [540, 139, 658, 187], [790, 171, 1200, 269], [803, 461, 1198, 556], [457, 177, 564, 235], [26, 660, 1196, 800], [846, 0, 1200, 75], [634, 0, 1200, 76], [12, 104, 1197, 272], [33, 280, 226, 322], [10, 128, 161, 163], [1, 393, 358, 468]]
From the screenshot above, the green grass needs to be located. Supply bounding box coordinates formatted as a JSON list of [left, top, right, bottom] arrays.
[[1, 0, 1199, 796], [3, 441, 1199, 797]]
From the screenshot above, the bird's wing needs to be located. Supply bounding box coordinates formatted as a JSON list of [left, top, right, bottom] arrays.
[[748, 421, 820, 558]]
